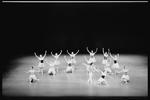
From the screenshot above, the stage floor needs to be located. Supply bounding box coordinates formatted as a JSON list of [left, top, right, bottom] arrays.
[[2, 54, 148, 97]]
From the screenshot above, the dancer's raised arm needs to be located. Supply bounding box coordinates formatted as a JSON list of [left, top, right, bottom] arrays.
[[66, 50, 71, 55], [46, 58, 50, 64], [102, 48, 105, 54], [86, 47, 91, 53], [34, 52, 39, 59], [117, 54, 119, 58], [94, 48, 98, 54], [84, 56, 88, 63], [75, 50, 79, 55], [43, 50, 47, 58], [51, 52, 55, 57], [108, 49, 110, 55], [58, 50, 62, 56], [93, 66, 99, 73], [110, 53, 115, 59]]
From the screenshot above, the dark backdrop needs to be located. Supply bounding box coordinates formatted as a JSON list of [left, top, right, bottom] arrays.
[[2, 3, 148, 56]]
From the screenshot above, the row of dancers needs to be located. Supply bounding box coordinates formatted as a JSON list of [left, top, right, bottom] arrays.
[[25, 47, 131, 85]]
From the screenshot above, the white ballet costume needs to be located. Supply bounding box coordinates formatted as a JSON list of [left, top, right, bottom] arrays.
[[38, 57, 45, 68], [28, 70, 38, 82], [102, 54, 108, 64], [112, 58, 120, 70], [89, 53, 96, 63], [48, 67, 56, 75], [121, 74, 130, 83]]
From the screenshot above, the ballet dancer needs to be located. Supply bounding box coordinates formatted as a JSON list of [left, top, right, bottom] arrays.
[[46, 59, 56, 75], [66, 50, 79, 66], [103, 58, 113, 75], [110, 52, 120, 75], [102, 48, 110, 65], [82, 63, 99, 84], [64, 56, 74, 73], [86, 47, 98, 63], [119, 66, 131, 83], [34, 50, 47, 74], [51, 50, 62, 72], [25, 66, 39, 84], [94, 68, 113, 86], [83, 56, 92, 72]]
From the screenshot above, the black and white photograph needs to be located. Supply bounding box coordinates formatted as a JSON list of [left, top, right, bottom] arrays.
[[2, 0, 148, 99]]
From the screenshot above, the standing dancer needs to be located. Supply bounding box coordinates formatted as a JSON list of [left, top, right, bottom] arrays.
[[51, 50, 62, 72], [64, 56, 74, 73], [119, 66, 131, 83], [110, 53, 120, 75], [34, 51, 47, 74], [102, 48, 110, 65], [94, 68, 113, 86], [66, 50, 79, 66], [25, 66, 39, 84], [86, 47, 98, 63], [82, 62, 99, 84], [46, 59, 56, 75]]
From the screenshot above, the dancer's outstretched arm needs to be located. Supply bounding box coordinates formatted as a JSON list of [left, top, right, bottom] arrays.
[[108, 49, 110, 55], [106, 74, 113, 79], [82, 63, 89, 67], [34, 52, 39, 59], [102, 48, 105, 54], [75, 50, 79, 55], [84, 56, 89, 63], [51, 52, 55, 57], [110, 53, 115, 59], [66, 50, 71, 56], [117, 54, 119, 58], [94, 48, 98, 54], [43, 50, 47, 58], [58, 50, 62, 56], [86, 47, 91, 54]]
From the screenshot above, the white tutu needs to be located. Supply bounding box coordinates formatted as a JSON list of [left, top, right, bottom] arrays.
[[54, 60, 60, 65], [66, 66, 74, 72], [89, 57, 96, 63], [112, 63, 120, 69], [29, 75, 37, 80], [121, 74, 130, 81], [38, 63, 45, 68], [71, 59, 76, 64], [98, 77, 105, 83], [102, 59, 107, 64], [104, 67, 112, 73], [48, 68, 56, 75]]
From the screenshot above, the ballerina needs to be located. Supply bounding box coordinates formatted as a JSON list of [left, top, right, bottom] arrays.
[[66, 50, 79, 66], [82, 63, 99, 84], [119, 66, 131, 83], [102, 48, 110, 65], [94, 68, 113, 86], [34, 50, 47, 74], [46, 59, 56, 75], [110, 53, 120, 75], [103, 58, 113, 75], [25, 66, 39, 84], [64, 56, 74, 73], [86, 47, 98, 63], [51, 50, 62, 72]]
